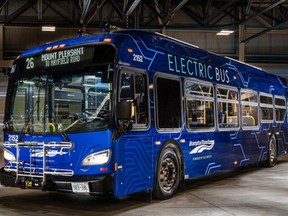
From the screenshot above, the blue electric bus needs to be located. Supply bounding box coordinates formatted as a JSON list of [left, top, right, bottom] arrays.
[[1, 29, 288, 200]]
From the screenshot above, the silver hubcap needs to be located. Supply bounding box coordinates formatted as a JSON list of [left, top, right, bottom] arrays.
[[159, 157, 177, 192], [269, 139, 276, 163]]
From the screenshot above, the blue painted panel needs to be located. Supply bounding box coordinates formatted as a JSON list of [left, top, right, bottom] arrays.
[[114, 131, 153, 197]]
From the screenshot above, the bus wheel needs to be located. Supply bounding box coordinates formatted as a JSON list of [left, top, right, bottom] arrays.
[[154, 144, 180, 200], [267, 135, 277, 167]]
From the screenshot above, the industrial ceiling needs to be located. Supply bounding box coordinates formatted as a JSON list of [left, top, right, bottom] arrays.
[[1, 1, 287, 35], [0, 0, 287, 67]]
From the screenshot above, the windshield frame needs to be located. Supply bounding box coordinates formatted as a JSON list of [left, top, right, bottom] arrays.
[[4, 44, 116, 134]]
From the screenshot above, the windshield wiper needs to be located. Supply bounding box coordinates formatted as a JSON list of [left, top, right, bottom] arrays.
[[95, 94, 110, 117], [62, 114, 88, 131], [62, 92, 111, 131]]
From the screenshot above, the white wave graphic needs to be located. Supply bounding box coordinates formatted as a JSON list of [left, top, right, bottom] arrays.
[[190, 143, 215, 154], [31, 149, 67, 157]]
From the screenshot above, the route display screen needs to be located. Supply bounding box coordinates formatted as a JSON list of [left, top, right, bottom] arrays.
[[11, 44, 115, 76]]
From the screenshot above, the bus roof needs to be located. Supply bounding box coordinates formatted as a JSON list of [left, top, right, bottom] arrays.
[[18, 29, 286, 90], [112, 30, 284, 83]]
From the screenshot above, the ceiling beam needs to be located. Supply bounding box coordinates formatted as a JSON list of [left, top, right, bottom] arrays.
[[279, 4, 288, 20], [250, 5, 282, 23], [254, 15, 272, 28], [44, 1, 77, 26], [203, 0, 237, 24], [80, 0, 92, 24], [85, 0, 107, 27], [243, 0, 285, 24], [209, 1, 239, 26], [204, 0, 213, 21], [142, 0, 159, 18], [241, 18, 288, 43], [37, 0, 42, 20], [245, 0, 253, 16], [6, 0, 37, 23], [173, 0, 188, 14], [123, 0, 128, 14], [182, 5, 205, 27], [146, 0, 164, 25], [163, 0, 188, 26], [124, 0, 141, 17], [109, 0, 123, 19], [213, 2, 243, 26], [0, 0, 9, 12]]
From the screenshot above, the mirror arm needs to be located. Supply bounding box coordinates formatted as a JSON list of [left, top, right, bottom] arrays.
[[112, 120, 132, 141]]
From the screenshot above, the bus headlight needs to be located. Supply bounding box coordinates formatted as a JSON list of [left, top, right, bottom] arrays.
[[4, 149, 16, 162], [82, 149, 111, 166]]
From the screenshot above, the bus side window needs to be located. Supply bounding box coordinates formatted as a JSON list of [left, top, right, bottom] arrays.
[[240, 89, 259, 129], [185, 80, 215, 130], [156, 76, 182, 131], [134, 74, 148, 125], [216, 86, 239, 130], [119, 70, 149, 128], [120, 73, 134, 101], [259, 93, 274, 123], [275, 96, 286, 123]]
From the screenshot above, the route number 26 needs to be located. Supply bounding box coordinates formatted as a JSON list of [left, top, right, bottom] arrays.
[[26, 57, 34, 69]]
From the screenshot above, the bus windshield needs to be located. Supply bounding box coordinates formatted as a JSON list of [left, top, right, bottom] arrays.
[[5, 71, 112, 133]]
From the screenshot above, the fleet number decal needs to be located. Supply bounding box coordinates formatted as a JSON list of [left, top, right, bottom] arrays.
[[133, 54, 143, 62], [8, 134, 19, 142]]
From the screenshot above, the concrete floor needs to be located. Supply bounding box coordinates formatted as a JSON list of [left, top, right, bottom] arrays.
[[0, 146, 288, 216]]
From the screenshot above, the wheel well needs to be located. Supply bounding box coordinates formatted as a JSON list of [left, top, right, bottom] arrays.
[[156, 139, 185, 181]]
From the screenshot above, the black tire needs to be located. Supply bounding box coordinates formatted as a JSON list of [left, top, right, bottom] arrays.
[[267, 135, 277, 167], [154, 144, 180, 200]]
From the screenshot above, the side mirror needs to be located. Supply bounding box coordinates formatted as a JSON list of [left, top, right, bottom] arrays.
[[113, 101, 133, 141], [116, 101, 132, 120]]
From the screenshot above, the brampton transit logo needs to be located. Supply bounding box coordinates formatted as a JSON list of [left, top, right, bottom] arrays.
[[189, 140, 215, 154], [31, 149, 68, 157]]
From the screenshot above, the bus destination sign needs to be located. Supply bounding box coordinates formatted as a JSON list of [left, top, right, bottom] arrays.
[[41, 47, 84, 68], [24, 47, 88, 70], [11, 44, 116, 76]]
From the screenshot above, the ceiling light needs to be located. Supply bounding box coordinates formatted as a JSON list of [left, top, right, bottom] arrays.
[[216, 30, 234, 36], [42, 26, 56, 32]]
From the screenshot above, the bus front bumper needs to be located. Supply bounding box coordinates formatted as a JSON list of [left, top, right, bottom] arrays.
[[0, 168, 114, 195]]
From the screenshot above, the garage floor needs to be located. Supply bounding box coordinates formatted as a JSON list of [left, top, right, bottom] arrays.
[[0, 147, 288, 216]]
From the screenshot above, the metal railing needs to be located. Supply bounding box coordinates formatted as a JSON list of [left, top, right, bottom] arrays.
[[3, 141, 74, 184]]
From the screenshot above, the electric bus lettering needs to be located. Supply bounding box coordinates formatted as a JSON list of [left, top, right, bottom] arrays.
[[167, 54, 229, 83]]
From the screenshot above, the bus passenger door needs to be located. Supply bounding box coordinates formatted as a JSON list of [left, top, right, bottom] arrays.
[[113, 68, 153, 197]]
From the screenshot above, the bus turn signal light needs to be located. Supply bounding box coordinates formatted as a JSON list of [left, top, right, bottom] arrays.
[[103, 38, 112, 43], [100, 167, 108, 172]]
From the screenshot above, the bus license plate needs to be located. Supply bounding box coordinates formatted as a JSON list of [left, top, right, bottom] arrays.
[[71, 182, 90, 193]]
